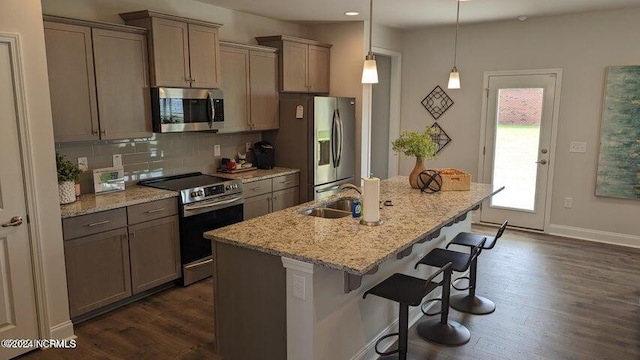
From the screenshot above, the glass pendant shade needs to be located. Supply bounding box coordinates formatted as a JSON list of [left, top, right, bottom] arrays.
[[448, 68, 460, 89], [362, 57, 378, 84]]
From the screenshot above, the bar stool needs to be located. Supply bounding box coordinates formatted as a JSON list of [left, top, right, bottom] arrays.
[[445, 220, 508, 315], [363, 263, 452, 360], [413, 239, 486, 346]]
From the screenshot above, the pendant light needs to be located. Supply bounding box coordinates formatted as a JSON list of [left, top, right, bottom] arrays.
[[361, 0, 378, 84], [448, 0, 461, 89]]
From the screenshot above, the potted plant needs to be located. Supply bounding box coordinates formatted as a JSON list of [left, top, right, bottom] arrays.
[[56, 152, 81, 204], [391, 127, 438, 189]]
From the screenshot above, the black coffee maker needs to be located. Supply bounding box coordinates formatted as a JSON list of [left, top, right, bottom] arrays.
[[252, 141, 275, 169]]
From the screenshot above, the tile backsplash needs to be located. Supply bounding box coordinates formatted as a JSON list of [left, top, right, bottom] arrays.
[[56, 132, 261, 193]]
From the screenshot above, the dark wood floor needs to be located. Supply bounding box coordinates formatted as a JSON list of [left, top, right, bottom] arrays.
[[405, 225, 640, 360], [19, 225, 640, 360], [19, 278, 222, 360]]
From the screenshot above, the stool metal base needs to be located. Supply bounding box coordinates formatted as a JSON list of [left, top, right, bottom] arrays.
[[416, 319, 471, 346], [450, 294, 496, 315]]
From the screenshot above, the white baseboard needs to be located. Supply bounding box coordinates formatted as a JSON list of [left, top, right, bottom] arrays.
[[350, 302, 427, 360], [49, 320, 75, 340], [350, 276, 468, 360], [548, 224, 640, 249]]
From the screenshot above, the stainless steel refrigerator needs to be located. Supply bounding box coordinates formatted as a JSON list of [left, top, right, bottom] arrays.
[[263, 93, 356, 202]]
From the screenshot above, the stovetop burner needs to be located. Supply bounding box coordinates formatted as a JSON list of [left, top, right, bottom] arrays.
[[138, 172, 243, 205]]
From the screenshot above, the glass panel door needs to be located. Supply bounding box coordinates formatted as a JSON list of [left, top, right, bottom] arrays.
[[481, 73, 559, 230]]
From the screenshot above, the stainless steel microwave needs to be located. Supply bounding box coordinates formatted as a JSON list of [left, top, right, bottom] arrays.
[[151, 87, 224, 133]]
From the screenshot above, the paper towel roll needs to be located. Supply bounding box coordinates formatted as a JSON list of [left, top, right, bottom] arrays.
[[362, 177, 380, 223]]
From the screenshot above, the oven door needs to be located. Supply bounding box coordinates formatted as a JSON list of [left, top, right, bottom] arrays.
[[151, 87, 224, 133], [179, 197, 243, 286]]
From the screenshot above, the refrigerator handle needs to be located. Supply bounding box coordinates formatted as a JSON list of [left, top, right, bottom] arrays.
[[331, 110, 339, 168], [336, 109, 344, 167]]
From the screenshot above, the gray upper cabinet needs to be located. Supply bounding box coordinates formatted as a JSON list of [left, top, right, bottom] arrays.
[[256, 35, 331, 94], [44, 21, 99, 142], [120, 10, 222, 89], [44, 16, 152, 142], [219, 42, 278, 133]]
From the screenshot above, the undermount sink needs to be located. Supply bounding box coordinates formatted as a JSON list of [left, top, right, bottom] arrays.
[[325, 198, 357, 212], [301, 207, 352, 219], [301, 197, 358, 219]]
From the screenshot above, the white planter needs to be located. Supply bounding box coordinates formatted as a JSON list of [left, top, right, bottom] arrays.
[[58, 181, 76, 204]]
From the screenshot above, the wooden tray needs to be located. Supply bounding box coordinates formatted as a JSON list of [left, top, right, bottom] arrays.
[[429, 168, 471, 191], [217, 167, 257, 174]]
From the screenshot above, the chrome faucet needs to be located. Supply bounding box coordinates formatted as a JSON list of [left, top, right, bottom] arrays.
[[339, 183, 362, 194]]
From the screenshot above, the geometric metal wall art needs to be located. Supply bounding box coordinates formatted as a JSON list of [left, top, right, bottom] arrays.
[[430, 122, 452, 154], [421, 85, 454, 120]]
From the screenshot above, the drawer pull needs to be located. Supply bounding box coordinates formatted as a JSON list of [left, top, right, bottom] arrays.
[[87, 220, 110, 227], [251, 187, 262, 191], [145, 208, 165, 214], [280, 180, 292, 184]]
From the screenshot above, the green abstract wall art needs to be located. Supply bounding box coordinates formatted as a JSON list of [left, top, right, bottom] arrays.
[[596, 66, 640, 200]]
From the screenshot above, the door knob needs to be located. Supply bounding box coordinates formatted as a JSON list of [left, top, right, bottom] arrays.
[[536, 159, 548, 165], [2, 216, 23, 227]]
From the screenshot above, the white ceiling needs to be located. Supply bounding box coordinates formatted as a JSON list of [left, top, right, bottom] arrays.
[[194, 0, 640, 29]]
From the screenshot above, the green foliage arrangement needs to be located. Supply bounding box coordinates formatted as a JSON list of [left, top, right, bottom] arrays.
[[391, 127, 438, 160], [56, 152, 81, 183]]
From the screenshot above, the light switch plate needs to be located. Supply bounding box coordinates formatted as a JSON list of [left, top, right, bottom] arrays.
[[112, 154, 122, 167], [569, 142, 587, 153], [214, 145, 221, 157], [246, 142, 252, 153]]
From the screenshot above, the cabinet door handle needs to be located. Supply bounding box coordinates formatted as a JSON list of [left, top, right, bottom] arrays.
[[87, 220, 110, 227], [130, 232, 136, 238], [145, 208, 165, 214], [100, 129, 107, 136]]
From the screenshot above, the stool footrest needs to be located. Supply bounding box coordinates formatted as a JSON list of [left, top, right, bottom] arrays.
[[375, 332, 400, 356], [450, 294, 496, 315], [416, 319, 471, 346], [452, 276, 471, 291], [421, 298, 443, 316]]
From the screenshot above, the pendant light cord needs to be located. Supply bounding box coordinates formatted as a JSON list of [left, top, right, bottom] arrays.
[[368, 0, 374, 57], [453, 0, 460, 68]]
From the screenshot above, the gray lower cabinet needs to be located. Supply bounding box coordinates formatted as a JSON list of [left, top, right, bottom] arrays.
[[62, 198, 180, 319], [64, 227, 132, 318], [128, 216, 181, 294], [243, 174, 300, 220]]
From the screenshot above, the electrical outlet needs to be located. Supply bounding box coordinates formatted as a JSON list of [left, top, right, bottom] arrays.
[[112, 154, 122, 167], [292, 274, 306, 300], [214, 145, 221, 157], [246, 142, 252, 153], [569, 142, 587, 153], [563, 197, 573, 209], [77, 157, 88, 172]]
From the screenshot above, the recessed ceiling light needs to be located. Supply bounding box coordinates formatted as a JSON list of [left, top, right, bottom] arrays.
[[345, 11, 359, 16], [517, 15, 528, 21]]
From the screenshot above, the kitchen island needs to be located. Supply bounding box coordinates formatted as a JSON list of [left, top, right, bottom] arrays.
[[204, 176, 502, 360]]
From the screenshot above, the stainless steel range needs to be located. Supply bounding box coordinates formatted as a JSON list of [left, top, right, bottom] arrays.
[[139, 172, 243, 286]]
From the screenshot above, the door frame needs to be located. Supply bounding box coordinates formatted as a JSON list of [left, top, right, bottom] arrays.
[[362, 46, 402, 180], [1, 32, 53, 338], [477, 69, 563, 232]]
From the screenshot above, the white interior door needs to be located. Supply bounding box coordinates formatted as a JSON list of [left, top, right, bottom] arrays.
[[0, 39, 39, 358], [480, 72, 559, 230]]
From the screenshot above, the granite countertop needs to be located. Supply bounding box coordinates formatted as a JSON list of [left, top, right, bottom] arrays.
[[205, 176, 503, 275], [60, 185, 178, 219], [211, 167, 299, 183]]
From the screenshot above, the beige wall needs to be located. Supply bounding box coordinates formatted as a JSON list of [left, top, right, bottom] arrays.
[[41, 0, 309, 43], [308, 22, 365, 181], [401, 8, 640, 241], [1, 0, 73, 338], [373, 23, 403, 53]]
